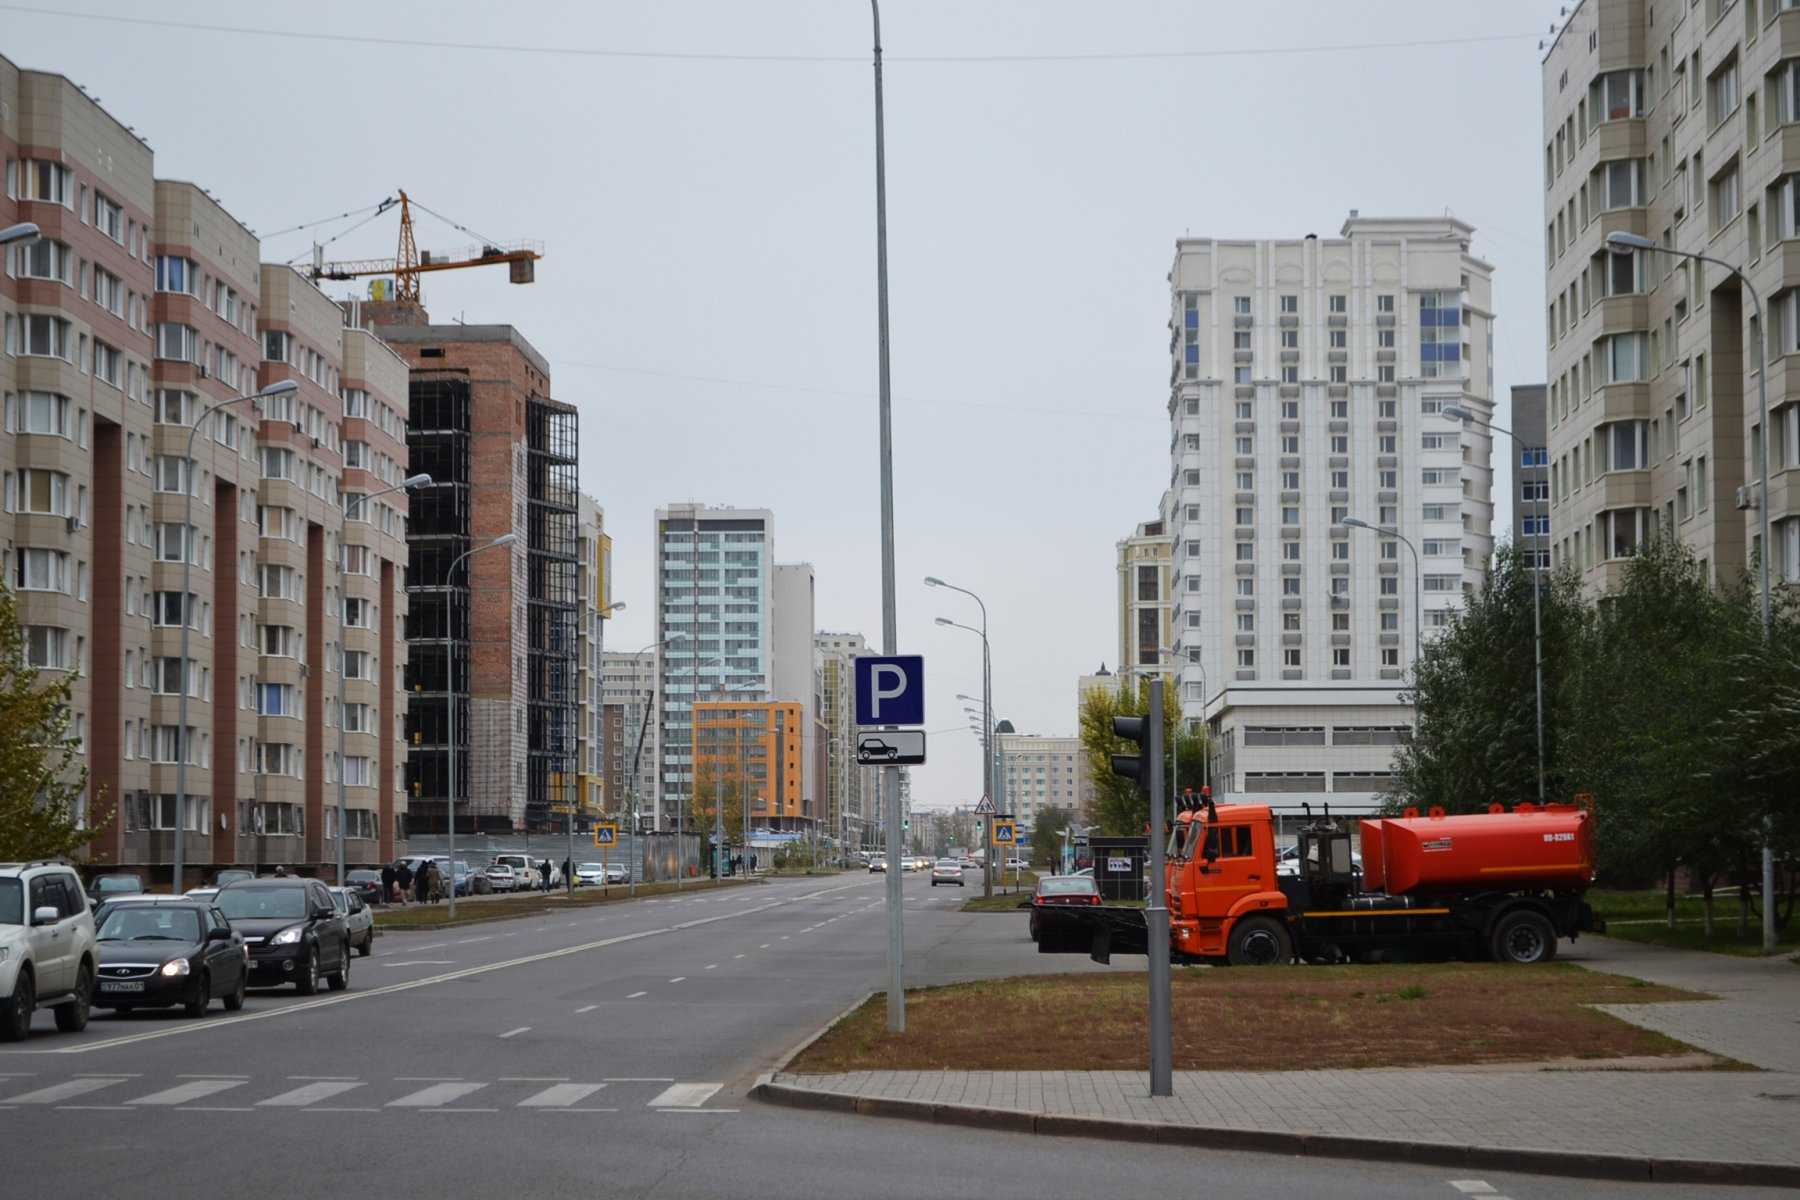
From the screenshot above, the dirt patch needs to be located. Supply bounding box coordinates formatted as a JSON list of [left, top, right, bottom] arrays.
[[790, 964, 1726, 1073]]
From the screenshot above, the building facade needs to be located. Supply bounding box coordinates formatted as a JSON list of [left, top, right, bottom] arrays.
[[1510, 383, 1551, 566], [996, 733, 1087, 831], [692, 698, 806, 830], [2, 57, 410, 880], [383, 319, 576, 836], [1116, 518, 1174, 691], [600, 649, 656, 823], [1542, 0, 1799, 592], [1168, 216, 1497, 813], [574, 494, 610, 817], [816, 630, 871, 849], [653, 505, 772, 831]]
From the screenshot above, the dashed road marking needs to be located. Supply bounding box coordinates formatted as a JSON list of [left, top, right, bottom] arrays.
[[130, 1079, 247, 1106], [2, 1078, 128, 1104], [575, 1004, 598, 1014], [518, 1083, 605, 1107], [498, 1027, 530, 1039], [259, 1081, 365, 1107], [668, 977, 685, 984], [647, 1082, 723, 1108], [388, 1082, 487, 1107], [626, 990, 648, 999]]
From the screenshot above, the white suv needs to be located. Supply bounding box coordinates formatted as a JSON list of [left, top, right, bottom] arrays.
[[0, 862, 97, 1041]]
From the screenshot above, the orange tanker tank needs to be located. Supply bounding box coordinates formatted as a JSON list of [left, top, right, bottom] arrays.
[[1373, 804, 1594, 896]]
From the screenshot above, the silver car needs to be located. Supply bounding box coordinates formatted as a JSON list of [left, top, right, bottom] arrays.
[[328, 887, 374, 957], [930, 859, 965, 887]]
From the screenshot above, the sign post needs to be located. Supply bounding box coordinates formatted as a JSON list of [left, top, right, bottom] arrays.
[[855, 654, 925, 1035]]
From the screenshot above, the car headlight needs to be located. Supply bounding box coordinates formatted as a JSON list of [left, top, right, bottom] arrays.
[[160, 958, 190, 977], [271, 925, 304, 945]]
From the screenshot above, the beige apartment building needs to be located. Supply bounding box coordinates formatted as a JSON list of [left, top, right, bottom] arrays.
[[1116, 517, 1174, 693], [2, 56, 412, 883], [1543, 0, 1800, 589]]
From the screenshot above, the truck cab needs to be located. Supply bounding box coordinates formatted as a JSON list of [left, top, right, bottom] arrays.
[[1167, 803, 1289, 962]]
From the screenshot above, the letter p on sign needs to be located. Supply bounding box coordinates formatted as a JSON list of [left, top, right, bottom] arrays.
[[854, 654, 925, 728]]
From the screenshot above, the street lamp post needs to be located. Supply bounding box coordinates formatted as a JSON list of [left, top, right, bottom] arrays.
[[1342, 517, 1422, 735], [1604, 230, 1776, 954], [625, 634, 683, 898], [568, 601, 625, 894], [1442, 404, 1547, 804], [336, 473, 432, 885], [176, 378, 299, 893], [935, 603, 993, 899], [444, 533, 516, 919]]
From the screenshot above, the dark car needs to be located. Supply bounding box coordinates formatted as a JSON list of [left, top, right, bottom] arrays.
[[215, 878, 351, 995], [344, 869, 384, 907], [88, 873, 144, 903], [93, 900, 247, 1016], [214, 869, 255, 888], [1028, 875, 1101, 948]]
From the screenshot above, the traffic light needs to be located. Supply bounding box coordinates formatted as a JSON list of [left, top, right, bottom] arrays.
[[1110, 715, 1150, 787]]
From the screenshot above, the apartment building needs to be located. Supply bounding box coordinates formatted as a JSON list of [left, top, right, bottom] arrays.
[[2, 58, 411, 880], [653, 504, 773, 831], [996, 733, 1088, 831], [692, 699, 806, 830], [1168, 216, 1496, 813], [816, 630, 872, 849], [601, 650, 655, 822], [1116, 517, 1174, 692], [1510, 384, 1552, 566], [1542, 0, 1799, 590], [574, 495, 611, 817], [382, 317, 577, 836]]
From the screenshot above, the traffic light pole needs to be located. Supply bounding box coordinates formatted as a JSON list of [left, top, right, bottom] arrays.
[[1145, 680, 1172, 1098]]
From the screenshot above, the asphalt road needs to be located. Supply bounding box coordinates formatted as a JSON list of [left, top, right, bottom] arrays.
[[0, 873, 1778, 1199]]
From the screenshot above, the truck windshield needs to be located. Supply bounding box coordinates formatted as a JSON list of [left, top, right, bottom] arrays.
[[0, 879, 20, 925]]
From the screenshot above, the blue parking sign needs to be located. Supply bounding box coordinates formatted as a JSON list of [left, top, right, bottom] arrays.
[[854, 655, 925, 727]]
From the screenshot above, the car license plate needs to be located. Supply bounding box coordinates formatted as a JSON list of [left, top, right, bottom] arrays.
[[100, 981, 145, 993]]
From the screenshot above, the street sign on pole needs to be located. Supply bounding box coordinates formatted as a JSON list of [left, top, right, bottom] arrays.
[[973, 795, 994, 815], [990, 820, 1016, 847], [854, 654, 925, 727], [856, 729, 926, 765], [591, 823, 618, 848]]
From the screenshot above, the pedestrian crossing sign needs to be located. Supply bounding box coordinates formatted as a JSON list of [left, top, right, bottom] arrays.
[[973, 795, 995, 815], [990, 820, 1016, 847], [592, 823, 618, 848]]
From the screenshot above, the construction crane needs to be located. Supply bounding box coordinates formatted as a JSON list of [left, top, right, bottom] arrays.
[[306, 191, 542, 304]]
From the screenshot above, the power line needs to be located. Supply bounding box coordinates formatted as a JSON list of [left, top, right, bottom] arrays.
[[0, 6, 1537, 65]]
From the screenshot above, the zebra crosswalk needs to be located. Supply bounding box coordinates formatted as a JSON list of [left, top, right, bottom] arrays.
[[0, 1074, 727, 1114]]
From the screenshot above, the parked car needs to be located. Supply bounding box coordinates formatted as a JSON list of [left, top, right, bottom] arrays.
[[215, 878, 351, 995], [868, 856, 888, 873], [91, 892, 162, 928], [573, 863, 606, 887], [0, 861, 97, 1041], [1005, 858, 1030, 872], [92, 899, 246, 1016], [484, 864, 519, 892], [344, 869, 385, 906], [87, 872, 144, 904], [328, 887, 375, 957], [451, 862, 483, 898], [214, 869, 255, 888], [1028, 874, 1102, 947], [930, 859, 965, 887], [488, 855, 540, 889], [604, 862, 630, 885]]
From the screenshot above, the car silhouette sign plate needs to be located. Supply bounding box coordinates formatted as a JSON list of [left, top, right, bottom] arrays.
[[856, 730, 926, 765]]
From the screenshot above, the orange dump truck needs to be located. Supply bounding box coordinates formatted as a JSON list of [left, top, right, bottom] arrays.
[[1041, 800, 1602, 966]]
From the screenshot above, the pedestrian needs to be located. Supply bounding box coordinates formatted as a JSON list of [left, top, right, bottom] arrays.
[[273, 864, 287, 877], [380, 863, 395, 905], [396, 861, 413, 906], [562, 858, 572, 890], [542, 858, 554, 893], [415, 861, 430, 905]]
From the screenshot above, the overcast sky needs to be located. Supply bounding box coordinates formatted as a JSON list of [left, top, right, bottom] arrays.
[[15, 0, 1557, 811]]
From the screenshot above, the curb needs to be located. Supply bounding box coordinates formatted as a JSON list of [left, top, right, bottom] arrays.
[[750, 1078, 1800, 1189]]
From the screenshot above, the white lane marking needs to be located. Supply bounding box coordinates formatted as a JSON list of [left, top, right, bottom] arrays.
[[626, 991, 647, 999], [259, 1081, 365, 1107], [394, 942, 450, 952], [704, 964, 717, 970], [733, 954, 745, 960], [55, 1104, 130, 1110], [779, 935, 789, 940], [129, 1079, 248, 1106], [417, 1107, 497, 1113], [605, 1077, 675, 1082], [574, 1004, 598, 1014], [388, 1081, 488, 1107], [1449, 1187, 1498, 1197], [182, 1105, 253, 1112], [518, 1083, 605, 1107], [500, 1076, 567, 1082], [534, 1107, 618, 1113], [395, 1076, 462, 1081], [177, 1073, 250, 1078], [668, 977, 685, 984], [456, 936, 494, 945], [287, 1075, 358, 1081], [759, 944, 770, 949], [498, 1027, 530, 1039], [302, 1106, 379, 1113], [75, 1072, 140, 1077], [40, 881, 873, 1056], [647, 1082, 723, 1108], [384, 960, 455, 967], [2, 1077, 128, 1104], [664, 1107, 740, 1114]]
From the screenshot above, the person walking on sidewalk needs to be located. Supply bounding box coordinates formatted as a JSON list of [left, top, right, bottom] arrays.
[[395, 861, 413, 906]]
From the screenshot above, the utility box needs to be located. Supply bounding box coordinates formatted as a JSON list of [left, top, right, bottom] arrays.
[[1090, 836, 1148, 902]]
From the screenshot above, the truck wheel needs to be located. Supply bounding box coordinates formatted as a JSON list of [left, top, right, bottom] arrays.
[[1227, 915, 1292, 966], [1490, 910, 1557, 964]]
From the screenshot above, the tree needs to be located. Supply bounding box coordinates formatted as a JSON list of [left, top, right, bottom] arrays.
[[0, 583, 106, 860], [1031, 805, 1071, 869], [1388, 543, 1590, 816], [1079, 677, 1210, 836]]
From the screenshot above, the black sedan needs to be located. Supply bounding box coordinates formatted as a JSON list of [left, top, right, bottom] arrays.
[[215, 878, 351, 995], [93, 901, 247, 1016], [344, 869, 385, 907]]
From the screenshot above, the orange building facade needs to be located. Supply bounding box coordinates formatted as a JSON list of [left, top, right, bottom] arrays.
[[693, 699, 805, 828]]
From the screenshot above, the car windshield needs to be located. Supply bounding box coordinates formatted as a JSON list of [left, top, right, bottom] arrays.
[[935, 860, 960, 868], [347, 871, 379, 883], [96, 875, 143, 894], [1037, 877, 1098, 896], [0, 879, 21, 925], [579, 864, 603, 871], [329, 891, 349, 912], [98, 907, 201, 942], [215, 886, 307, 920]]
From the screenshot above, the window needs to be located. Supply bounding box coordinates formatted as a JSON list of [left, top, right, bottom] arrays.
[[258, 684, 297, 717], [1708, 57, 1739, 127], [1590, 68, 1645, 121], [19, 314, 72, 360], [1711, 159, 1742, 229], [1281, 329, 1299, 349], [154, 523, 199, 564], [1280, 295, 1298, 314], [14, 548, 69, 593], [1237, 649, 1255, 669], [1233, 296, 1251, 316], [1233, 365, 1251, 384], [1604, 332, 1649, 382], [23, 625, 71, 669], [1602, 250, 1644, 297], [155, 323, 196, 362], [259, 625, 297, 658], [94, 194, 123, 243], [1601, 158, 1647, 208], [1377, 294, 1394, 313], [13, 159, 73, 205], [1283, 647, 1302, 668], [10, 236, 71, 284], [18, 391, 71, 437], [1329, 294, 1347, 315], [16, 469, 69, 516], [343, 597, 370, 628], [343, 650, 370, 680]]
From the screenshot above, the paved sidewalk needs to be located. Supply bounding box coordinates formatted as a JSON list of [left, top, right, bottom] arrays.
[[759, 936, 1800, 1186]]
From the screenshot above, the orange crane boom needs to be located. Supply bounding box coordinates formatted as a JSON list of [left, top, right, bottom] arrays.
[[307, 191, 542, 303]]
